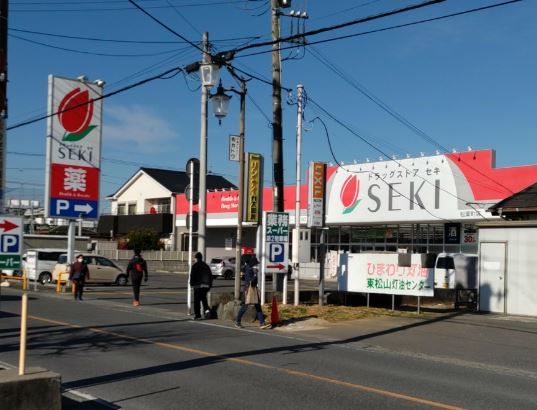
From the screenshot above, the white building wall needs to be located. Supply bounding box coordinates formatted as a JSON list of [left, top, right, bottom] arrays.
[[479, 227, 537, 316], [116, 174, 170, 213]]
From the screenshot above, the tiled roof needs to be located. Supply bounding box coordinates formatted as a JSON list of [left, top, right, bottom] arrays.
[[141, 167, 237, 193], [488, 182, 537, 212]]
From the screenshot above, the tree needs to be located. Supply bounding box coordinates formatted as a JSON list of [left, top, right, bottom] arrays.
[[124, 228, 164, 251]]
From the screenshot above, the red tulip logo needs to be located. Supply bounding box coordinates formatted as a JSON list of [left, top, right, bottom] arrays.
[[340, 175, 361, 214], [58, 87, 96, 142]]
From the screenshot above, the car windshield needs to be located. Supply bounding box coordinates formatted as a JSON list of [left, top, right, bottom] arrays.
[[211, 258, 223, 264]]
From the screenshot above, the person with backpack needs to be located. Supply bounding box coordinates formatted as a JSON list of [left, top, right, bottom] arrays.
[[235, 256, 271, 329], [127, 249, 148, 307], [189, 252, 213, 320], [69, 254, 90, 301]]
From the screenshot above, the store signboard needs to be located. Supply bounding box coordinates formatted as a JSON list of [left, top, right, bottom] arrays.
[[45, 75, 103, 220], [244, 153, 262, 224], [325, 153, 494, 224], [307, 161, 326, 228], [264, 212, 289, 274], [341, 253, 434, 297]]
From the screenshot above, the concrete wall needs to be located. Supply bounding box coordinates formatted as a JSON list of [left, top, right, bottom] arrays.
[[479, 226, 537, 316], [23, 235, 90, 253], [0, 367, 61, 410]]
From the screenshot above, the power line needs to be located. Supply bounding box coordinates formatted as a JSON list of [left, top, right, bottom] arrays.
[[6, 66, 183, 131], [10, 0, 248, 12], [308, 46, 515, 198], [236, 0, 524, 58], [9, 27, 260, 45], [227, 0, 446, 56], [10, 34, 189, 57]]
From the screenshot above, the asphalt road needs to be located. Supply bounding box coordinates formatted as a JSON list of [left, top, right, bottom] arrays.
[[1, 272, 537, 409]]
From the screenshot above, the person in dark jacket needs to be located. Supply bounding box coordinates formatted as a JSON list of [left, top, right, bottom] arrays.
[[190, 252, 213, 319], [235, 257, 270, 329], [69, 254, 90, 301], [127, 249, 148, 307]]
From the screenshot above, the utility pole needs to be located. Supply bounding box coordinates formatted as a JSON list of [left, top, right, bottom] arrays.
[[234, 79, 246, 301], [293, 84, 303, 306], [0, 0, 8, 214], [271, 0, 284, 212], [198, 32, 210, 258]]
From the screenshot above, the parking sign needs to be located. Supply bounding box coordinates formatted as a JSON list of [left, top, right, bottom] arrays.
[[0, 216, 22, 269], [264, 212, 289, 273]]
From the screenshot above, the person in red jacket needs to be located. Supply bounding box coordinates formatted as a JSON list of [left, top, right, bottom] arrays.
[[69, 254, 90, 301]]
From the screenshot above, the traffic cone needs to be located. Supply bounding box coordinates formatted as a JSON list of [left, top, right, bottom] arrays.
[[270, 295, 280, 326]]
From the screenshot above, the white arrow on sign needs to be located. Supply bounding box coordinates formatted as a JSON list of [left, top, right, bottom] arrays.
[[74, 203, 93, 214]]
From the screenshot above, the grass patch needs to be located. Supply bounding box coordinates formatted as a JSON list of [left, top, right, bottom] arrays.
[[263, 304, 429, 323]]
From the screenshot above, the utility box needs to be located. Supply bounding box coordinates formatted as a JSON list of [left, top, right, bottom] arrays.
[[292, 228, 311, 263]]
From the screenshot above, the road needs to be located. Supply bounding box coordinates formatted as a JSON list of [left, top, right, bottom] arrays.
[[1, 272, 537, 409]]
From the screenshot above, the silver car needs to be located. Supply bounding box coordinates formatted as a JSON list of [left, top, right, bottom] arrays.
[[209, 257, 236, 280]]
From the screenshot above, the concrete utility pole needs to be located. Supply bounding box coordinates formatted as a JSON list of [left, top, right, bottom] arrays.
[[271, 0, 284, 212], [294, 84, 303, 306], [0, 0, 8, 214], [234, 79, 246, 301], [198, 32, 210, 257]]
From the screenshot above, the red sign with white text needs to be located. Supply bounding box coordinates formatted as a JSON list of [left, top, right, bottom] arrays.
[[50, 163, 99, 200]]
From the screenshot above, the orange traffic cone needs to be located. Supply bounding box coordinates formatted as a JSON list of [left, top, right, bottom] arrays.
[[270, 295, 280, 326]]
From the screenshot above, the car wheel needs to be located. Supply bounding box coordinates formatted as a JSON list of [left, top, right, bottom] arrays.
[[39, 272, 52, 285], [116, 274, 128, 286], [224, 270, 233, 280]]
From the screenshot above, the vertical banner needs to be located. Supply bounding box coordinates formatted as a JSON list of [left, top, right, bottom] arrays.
[[244, 153, 263, 224], [45, 75, 103, 220], [307, 161, 326, 228]]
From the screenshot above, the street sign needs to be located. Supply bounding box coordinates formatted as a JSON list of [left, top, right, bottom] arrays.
[[0, 216, 22, 269], [264, 212, 289, 273], [45, 76, 103, 220], [307, 161, 326, 227], [229, 135, 240, 162]]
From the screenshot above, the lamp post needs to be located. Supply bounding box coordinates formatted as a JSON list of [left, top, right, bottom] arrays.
[[210, 78, 246, 301], [197, 32, 220, 258]]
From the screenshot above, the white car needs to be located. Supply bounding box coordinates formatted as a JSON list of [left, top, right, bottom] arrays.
[[209, 257, 236, 280]]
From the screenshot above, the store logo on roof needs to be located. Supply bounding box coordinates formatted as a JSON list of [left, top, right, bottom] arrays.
[[340, 174, 361, 214]]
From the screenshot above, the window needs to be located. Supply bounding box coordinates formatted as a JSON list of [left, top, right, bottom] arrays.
[[38, 251, 64, 262], [128, 203, 137, 215], [96, 257, 114, 267], [117, 203, 126, 215]]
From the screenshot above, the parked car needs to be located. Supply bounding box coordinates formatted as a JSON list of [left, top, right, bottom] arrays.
[[53, 254, 128, 286], [24, 248, 72, 284], [1, 269, 22, 277], [209, 256, 236, 280]]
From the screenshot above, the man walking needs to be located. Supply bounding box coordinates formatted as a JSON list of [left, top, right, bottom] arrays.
[[127, 249, 148, 307], [190, 252, 212, 320]]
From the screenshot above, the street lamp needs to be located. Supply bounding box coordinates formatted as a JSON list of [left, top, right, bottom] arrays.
[[210, 78, 246, 301], [196, 35, 220, 258]]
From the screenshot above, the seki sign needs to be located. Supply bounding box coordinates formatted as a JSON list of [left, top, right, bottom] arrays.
[[45, 76, 103, 219]]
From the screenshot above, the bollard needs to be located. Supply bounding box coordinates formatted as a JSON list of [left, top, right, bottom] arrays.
[[23, 268, 28, 290], [56, 273, 62, 293], [19, 292, 28, 375]]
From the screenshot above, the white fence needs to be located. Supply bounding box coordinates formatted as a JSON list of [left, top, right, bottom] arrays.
[[99, 249, 189, 262]]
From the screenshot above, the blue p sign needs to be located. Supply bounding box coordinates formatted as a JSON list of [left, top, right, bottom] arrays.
[[269, 243, 284, 262], [1, 234, 19, 253]]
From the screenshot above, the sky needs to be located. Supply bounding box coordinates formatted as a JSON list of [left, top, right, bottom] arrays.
[[5, 0, 537, 214]]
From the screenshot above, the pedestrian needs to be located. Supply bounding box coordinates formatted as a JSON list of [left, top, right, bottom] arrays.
[[127, 249, 148, 307], [69, 254, 90, 301], [190, 252, 213, 320], [235, 257, 271, 329]]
